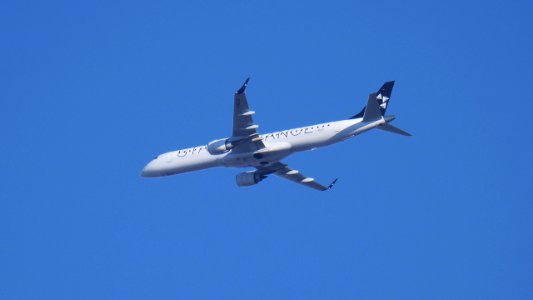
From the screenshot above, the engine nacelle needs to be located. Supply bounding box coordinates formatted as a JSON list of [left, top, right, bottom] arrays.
[[236, 171, 266, 187], [207, 138, 233, 154]]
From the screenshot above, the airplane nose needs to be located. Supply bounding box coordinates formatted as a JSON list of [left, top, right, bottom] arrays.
[[141, 160, 159, 177]]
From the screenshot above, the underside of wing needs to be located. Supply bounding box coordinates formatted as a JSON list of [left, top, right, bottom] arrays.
[[231, 78, 266, 153], [257, 162, 338, 191]]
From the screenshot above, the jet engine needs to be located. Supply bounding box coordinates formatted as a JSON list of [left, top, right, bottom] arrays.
[[207, 138, 233, 154], [236, 171, 267, 187]]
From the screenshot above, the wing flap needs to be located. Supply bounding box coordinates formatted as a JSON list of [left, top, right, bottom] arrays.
[[257, 162, 337, 191], [232, 78, 266, 152]]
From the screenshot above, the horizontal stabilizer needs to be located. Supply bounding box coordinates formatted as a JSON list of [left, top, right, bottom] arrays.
[[377, 123, 412, 136]]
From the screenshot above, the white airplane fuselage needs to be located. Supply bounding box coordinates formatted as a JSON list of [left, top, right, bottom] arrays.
[[141, 116, 391, 178]]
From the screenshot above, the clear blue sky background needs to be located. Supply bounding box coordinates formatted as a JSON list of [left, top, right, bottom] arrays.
[[1, 0, 532, 299]]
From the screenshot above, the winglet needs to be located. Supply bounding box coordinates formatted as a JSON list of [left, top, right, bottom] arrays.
[[327, 178, 339, 190], [237, 77, 250, 94]]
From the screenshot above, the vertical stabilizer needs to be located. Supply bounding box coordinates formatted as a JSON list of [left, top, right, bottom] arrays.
[[362, 93, 382, 122], [375, 81, 394, 115], [350, 81, 395, 119]]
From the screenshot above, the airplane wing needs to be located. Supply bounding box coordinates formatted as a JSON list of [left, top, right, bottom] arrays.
[[231, 78, 266, 153], [257, 162, 338, 191]]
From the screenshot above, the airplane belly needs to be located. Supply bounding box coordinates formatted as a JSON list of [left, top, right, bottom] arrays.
[[220, 141, 293, 168]]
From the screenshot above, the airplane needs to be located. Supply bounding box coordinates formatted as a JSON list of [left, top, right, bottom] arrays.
[[141, 78, 410, 191]]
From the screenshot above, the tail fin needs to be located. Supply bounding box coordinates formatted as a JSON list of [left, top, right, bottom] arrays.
[[350, 81, 395, 119], [362, 93, 382, 122]]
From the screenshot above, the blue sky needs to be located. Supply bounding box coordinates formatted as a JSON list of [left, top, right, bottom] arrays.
[[1, 0, 532, 299]]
